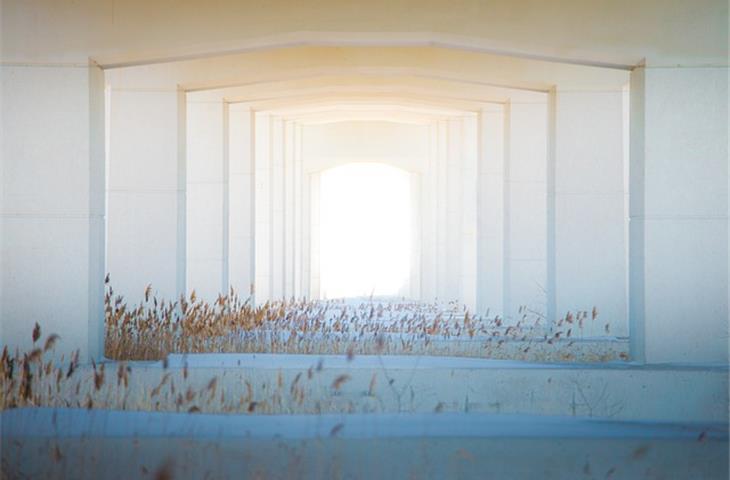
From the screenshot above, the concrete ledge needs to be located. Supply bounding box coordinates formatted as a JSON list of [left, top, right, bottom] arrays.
[[165, 353, 729, 371], [2, 408, 727, 480], [2, 408, 727, 440], [76, 354, 726, 423]]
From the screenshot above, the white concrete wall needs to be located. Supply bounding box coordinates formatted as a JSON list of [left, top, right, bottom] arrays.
[[227, 104, 255, 299], [630, 66, 728, 363], [444, 118, 464, 303], [186, 95, 226, 302], [293, 124, 305, 298], [1, 63, 105, 360], [419, 122, 439, 303], [283, 121, 296, 299], [409, 172, 422, 300], [552, 89, 628, 336], [308, 172, 321, 299], [270, 118, 285, 300], [477, 104, 506, 317], [434, 120, 450, 302], [460, 116, 479, 311], [505, 100, 549, 321], [254, 113, 272, 302], [301, 122, 430, 174], [106, 85, 186, 303]]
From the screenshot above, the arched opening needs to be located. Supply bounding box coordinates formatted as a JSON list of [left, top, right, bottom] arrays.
[[318, 162, 412, 299]]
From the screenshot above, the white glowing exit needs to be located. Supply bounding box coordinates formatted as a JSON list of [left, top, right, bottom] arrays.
[[319, 163, 411, 299]]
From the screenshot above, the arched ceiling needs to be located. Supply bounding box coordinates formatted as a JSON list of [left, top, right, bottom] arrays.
[[187, 72, 532, 125], [2, 0, 726, 68], [189, 74, 546, 104], [107, 46, 630, 92], [252, 99, 478, 125]]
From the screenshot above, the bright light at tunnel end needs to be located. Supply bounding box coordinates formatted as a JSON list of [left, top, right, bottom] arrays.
[[319, 162, 412, 299]]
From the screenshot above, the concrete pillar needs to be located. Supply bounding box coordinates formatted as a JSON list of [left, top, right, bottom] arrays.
[[301, 165, 313, 299], [309, 172, 321, 299], [460, 115, 478, 312], [506, 99, 548, 322], [445, 118, 463, 302], [409, 172, 422, 300], [270, 117, 285, 300], [228, 103, 255, 301], [477, 104, 506, 317], [551, 88, 628, 336], [254, 113, 271, 303], [185, 95, 225, 301], [629, 66, 728, 363], [419, 122, 439, 303], [435, 120, 450, 301], [1, 63, 105, 361], [293, 124, 304, 299], [107, 85, 186, 304], [283, 120, 296, 299]]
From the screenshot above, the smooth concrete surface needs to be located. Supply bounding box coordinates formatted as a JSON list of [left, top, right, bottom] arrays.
[[1, 63, 106, 362], [505, 100, 549, 320], [56, 353, 726, 423], [227, 103, 256, 299], [4, 408, 726, 440], [629, 66, 729, 364], [106, 86, 186, 302], [2, 408, 727, 479], [553, 89, 628, 336], [186, 93, 227, 301]]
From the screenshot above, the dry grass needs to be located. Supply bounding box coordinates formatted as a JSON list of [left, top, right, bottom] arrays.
[[0, 280, 626, 414], [1, 325, 406, 415], [1, 325, 624, 417], [105, 280, 624, 362]]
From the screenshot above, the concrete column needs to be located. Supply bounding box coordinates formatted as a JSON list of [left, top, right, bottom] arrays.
[[228, 103, 255, 301], [435, 120, 449, 301], [309, 173, 321, 299], [477, 104, 506, 317], [1, 63, 105, 361], [409, 172, 422, 300], [419, 122, 439, 303], [551, 88, 628, 337], [629, 66, 728, 363], [301, 165, 312, 299], [254, 113, 271, 303], [270, 117, 285, 300], [445, 118, 463, 302], [506, 99, 548, 322], [185, 94, 225, 301], [460, 115, 478, 312], [107, 85, 186, 303], [293, 124, 304, 298], [283, 120, 296, 299]]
